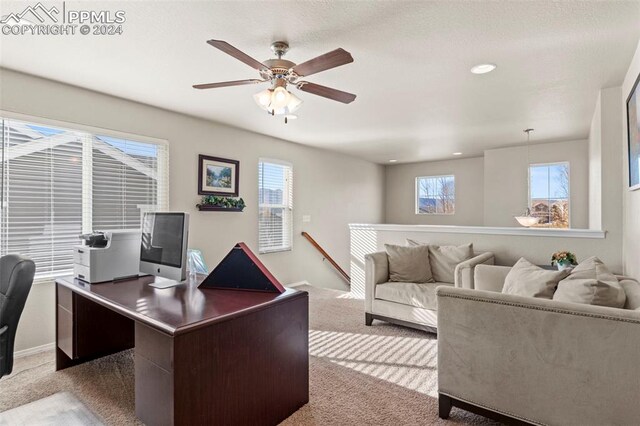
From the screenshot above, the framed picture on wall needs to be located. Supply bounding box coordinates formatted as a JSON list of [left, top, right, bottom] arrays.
[[198, 155, 239, 196], [627, 71, 640, 191]]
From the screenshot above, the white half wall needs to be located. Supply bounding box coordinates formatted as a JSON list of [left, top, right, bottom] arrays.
[[0, 68, 385, 352], [384, 156, 484, 226], [349, 224, 618, 298]]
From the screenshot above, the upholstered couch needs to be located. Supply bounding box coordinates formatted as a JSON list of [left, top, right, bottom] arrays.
[[437, 264, 640, 425], [364, 250, 494, 333]]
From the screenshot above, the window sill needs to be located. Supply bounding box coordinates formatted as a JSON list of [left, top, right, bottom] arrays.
[[259, 248, 292, 255], [348, 224, 606, 239], [33, 277, 57, 286]]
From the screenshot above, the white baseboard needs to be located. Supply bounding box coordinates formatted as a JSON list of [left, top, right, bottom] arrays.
[[287, 280, 311, 288], [14, 342, 55, 359]]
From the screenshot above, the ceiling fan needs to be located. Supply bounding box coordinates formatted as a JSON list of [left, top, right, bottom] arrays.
[[193, 40, 356, 123]]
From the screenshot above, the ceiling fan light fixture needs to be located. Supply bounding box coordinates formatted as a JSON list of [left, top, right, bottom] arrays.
[[271, 87, 290, 109], [253, 89, 273, 109], [196, 39, 357, 119], [286, 92, 303, 113]]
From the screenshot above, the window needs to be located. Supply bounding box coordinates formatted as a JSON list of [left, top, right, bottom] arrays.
[[0, 117, 168, 281], [416, 175, 455, 214], [529, 162, 569, 228], [258, 160, 292, 253]]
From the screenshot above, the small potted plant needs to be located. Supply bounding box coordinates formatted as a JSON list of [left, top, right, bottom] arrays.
[[196, 195, 246, 212], [551, 251, 577, 271]]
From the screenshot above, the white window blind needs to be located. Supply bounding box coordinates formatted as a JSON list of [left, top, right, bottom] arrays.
[[258, 160, 292, 254], [0, 117, 169, 281]]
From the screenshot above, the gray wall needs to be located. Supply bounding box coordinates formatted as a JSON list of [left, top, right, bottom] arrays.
[[384, 156, 484, 225], [623, 40, 640, 279], [483, 140, 589, 229], [589, 95, 603, 230], [593, 87, 624, 274], [384, 139, 589, 229], [0, 68, 385, 352]]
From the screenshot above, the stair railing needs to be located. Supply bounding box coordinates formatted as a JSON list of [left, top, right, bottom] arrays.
[[301, 232, 350, 285]]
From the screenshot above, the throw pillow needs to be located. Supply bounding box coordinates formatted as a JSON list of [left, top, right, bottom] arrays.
[[407, 239, 473, 283], [502, 257, 569, 299], [384, 244, 434, 283], [553, 257, 626, 308]]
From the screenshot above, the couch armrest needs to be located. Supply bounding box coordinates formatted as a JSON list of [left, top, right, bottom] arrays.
[[621, 279, 640, 310], [454, 252, 495, 289], [436, 286, 640, 425], [364, 251, 388, 312], [473, 264, 510, 292], [616, 274, 639, 282]]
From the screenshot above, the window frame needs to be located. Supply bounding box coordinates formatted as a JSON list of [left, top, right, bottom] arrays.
[[258, 158, 293, 254], [0, 110, 169, 283], [414, 174, 456, 215], [528, 161, 571, 228]]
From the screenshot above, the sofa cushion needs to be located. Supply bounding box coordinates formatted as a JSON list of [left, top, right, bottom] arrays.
[[375, 281, 451, 310], [384, 244, 434, 283], [553, 257, 626, 308], [502, 257, 569, 299], [406, 239, 473, 284]]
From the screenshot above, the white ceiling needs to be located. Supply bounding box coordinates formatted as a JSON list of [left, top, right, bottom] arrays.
[[1, 1, 639, 163]]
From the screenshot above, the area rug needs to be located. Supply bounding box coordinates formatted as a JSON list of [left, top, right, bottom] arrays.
[[0, 285, 495, 425], [0, 392, 103, 425]]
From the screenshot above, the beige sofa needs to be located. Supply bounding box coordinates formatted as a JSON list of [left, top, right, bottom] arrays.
[[364, 251, 494, 333], [437, 264, 640, 425]]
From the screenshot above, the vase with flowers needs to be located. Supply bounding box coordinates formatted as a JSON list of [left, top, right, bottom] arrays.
[[551, 251, 577, 271]]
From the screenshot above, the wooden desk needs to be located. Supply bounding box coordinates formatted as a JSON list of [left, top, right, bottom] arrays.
[[55, 275, 309, 425]]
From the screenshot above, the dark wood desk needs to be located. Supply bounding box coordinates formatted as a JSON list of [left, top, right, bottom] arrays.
[[55, 275, 309, 426]]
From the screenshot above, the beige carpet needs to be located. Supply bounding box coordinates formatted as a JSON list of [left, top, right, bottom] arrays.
[[0, 392, 103, 425], [0, 285, 496, 425]]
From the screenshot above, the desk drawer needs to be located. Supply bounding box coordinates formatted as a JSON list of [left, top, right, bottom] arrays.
[[57, 284, 74, 313], [57, 304, 75, 359]]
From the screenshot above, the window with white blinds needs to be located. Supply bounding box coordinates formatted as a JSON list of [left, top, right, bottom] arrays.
[[0, 117, 169, 281], [258, 160, 292, 254]]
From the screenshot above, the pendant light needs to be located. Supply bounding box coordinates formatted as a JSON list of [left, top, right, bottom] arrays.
[[514, 128, 540, 227]]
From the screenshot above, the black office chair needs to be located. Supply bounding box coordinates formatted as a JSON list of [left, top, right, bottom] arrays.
[[0, 254, 35, 378]]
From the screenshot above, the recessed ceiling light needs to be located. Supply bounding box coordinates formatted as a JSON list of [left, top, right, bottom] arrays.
[[453, 152, 462, 156], [470, 63, 497, 74], [388, 159, 398, 163]]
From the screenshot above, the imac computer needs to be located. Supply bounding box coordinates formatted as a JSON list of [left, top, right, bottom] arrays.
[[140, 212, 189, 288]]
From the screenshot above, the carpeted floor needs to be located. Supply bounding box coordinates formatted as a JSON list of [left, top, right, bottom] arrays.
[[0, 285, 496, 425]]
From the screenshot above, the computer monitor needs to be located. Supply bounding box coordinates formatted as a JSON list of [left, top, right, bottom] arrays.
[[139, 212, 189, 287]]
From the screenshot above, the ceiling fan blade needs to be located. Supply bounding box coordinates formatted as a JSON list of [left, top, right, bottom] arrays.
[[206, 39, 268, 72], [193, 79, 266, 89], [292, 48, 353, 77], [297, 81, 356, 104]]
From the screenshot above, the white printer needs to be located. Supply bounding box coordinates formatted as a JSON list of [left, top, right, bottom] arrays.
[[73, 230, 141, 283]]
